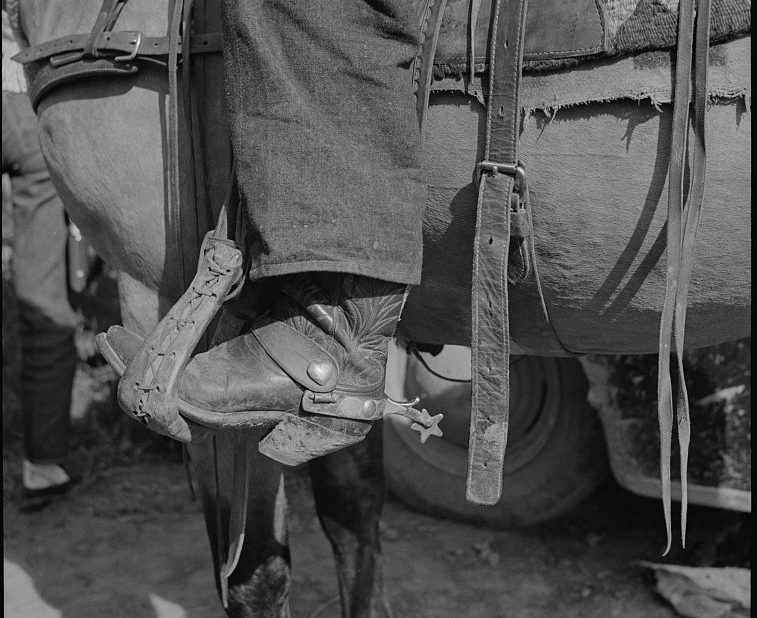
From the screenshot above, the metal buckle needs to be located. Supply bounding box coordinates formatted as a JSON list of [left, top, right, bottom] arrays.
[[115, 31, 142, 62], [476, 160, 528, 194]]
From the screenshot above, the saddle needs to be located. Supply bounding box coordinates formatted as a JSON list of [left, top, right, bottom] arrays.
[[14, 0, 725, 558]]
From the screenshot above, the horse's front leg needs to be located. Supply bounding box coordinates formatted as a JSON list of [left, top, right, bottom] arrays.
[[188, 429, 292, 618], [309, 424, 389, 618]]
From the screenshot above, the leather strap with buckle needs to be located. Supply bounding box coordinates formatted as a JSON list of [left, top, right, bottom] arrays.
[[466, 0, 530, 505], [14, 30, 222, 66], [12, 1, 222, 112]]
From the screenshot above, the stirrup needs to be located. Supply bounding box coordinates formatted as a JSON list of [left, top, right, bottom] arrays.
[[96, 322, 290, 431], [105, 168, 249, 442], [113, 233, 245, 441]]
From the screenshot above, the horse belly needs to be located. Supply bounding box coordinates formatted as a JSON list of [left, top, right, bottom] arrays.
[[400, 94, 751, 354]]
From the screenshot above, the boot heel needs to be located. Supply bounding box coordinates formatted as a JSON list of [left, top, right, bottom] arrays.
[[258, 415, 369, 466]]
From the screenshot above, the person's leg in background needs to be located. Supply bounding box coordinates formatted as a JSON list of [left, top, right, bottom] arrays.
[[2, 91, 79, 503]]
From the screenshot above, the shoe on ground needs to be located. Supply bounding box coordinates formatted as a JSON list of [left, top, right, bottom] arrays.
[[20, 460, 76, 512]]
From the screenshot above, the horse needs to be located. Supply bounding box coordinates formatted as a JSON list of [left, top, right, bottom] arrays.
[[12, 0, 751, 615]]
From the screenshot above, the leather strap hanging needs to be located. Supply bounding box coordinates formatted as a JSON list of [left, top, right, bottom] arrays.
[[167, 0, 186, 285], [217, 432, 251, 609], [657, 0, 711, 555], [415, 0, 449, 140], [467, 0, 529, 505]]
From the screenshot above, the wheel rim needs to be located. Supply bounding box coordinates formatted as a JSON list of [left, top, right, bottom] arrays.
[[395, 351, 564, 477]]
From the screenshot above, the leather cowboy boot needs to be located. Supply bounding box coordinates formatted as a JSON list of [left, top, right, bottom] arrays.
[[177, 272, 408, 465]]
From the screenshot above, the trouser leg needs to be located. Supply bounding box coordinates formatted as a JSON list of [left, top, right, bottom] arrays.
[[222, 0, 427, 284], [2, 92, 78, 464]]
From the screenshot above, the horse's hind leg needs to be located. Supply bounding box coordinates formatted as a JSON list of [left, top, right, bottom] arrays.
[[309, 424, 389, 618], [188, 429, 292, 618]]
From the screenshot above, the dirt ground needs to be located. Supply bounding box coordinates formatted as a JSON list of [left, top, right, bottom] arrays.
[[3, 412, 749, 618]]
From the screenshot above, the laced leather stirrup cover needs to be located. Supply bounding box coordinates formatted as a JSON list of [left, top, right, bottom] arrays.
[[113, 199, 245, 442]]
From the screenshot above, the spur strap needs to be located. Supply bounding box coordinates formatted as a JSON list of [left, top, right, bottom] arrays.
[[466, 0, 529, 504]]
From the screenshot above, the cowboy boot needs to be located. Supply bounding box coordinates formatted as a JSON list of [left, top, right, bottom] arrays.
[[177, 272, 407, 465]]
